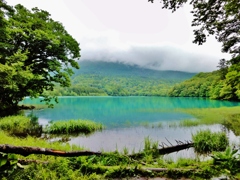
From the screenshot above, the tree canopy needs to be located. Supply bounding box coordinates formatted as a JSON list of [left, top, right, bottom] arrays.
[[0, 1, 80, 113], [149, 0, 240, 100]]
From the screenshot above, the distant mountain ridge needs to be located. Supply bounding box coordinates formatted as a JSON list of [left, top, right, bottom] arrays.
[[47, 60, 197, 96], [74, 60, 196, 80]]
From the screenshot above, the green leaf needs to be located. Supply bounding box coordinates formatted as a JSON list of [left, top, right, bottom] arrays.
[[0, 157, 8, 167]]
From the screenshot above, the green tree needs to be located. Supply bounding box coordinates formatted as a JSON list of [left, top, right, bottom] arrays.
[[149, 0, 240, 100], [0, 2, 80, 112]]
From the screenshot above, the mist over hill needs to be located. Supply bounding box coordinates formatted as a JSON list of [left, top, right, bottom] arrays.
[[74, 60, 196, 80]]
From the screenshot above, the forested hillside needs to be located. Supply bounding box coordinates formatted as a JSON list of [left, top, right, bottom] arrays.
[[45, 61, 196, 96], [168, 71, 220, 98], [169, 69, 240, 101]]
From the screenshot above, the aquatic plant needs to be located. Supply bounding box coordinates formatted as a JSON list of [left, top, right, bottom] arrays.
[[44, 119, 103, 134], [192, 129, 229, 154], [167, 121, 178, 128]]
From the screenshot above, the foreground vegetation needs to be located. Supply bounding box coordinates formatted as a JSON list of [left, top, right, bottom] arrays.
[[1, 106, 240, 179], [1, 129, 238, 180]]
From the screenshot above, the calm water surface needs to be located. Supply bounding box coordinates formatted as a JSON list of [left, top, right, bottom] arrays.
[[23, 96, 240, 158]]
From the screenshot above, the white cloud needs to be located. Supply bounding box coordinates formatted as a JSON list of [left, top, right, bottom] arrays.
[[6, 0, 231, 72], [81, 44, 221, 72]]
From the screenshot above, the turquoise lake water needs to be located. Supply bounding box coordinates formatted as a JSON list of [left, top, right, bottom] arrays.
[[23, 96, 240, 156], [22, 96, 240, 128]]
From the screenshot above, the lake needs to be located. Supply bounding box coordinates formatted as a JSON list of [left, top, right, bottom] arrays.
[[23, 96, 240, 158]]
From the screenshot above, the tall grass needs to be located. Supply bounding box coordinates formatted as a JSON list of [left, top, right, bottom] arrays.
[[44, 119, 104, 134], [192, 129, 229, 154]]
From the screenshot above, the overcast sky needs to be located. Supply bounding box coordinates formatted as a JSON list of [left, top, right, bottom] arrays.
[[6, 0, 230, 72]]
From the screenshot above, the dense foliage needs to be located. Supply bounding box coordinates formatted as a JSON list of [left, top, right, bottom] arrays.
[[0, 1, 80, 112], [149, 0, 240, 101]]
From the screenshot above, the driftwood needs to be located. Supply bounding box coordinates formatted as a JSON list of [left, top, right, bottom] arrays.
[[0, 144, 101, 157]]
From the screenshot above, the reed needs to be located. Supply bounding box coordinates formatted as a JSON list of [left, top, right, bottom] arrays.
[[44, 119, 104, 134], [167, 121, 178, 128]]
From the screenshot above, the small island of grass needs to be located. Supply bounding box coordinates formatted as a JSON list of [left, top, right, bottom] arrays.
[[45, 119, 104, 135]]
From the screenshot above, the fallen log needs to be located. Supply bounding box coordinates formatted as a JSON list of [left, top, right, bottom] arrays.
[[0, 141, 193, 158], [0, 144, 101, 157], [158, 142, 194, 155]]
